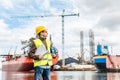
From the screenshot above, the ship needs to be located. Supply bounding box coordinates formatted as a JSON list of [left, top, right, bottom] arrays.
[[1, 54, 34, 71], [0, 37, 59, 71], [93, 44, 120, 72], [0, 38, 35, 71], [1, 53, 58, 71]]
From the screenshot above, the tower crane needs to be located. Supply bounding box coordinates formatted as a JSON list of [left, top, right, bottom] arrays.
[[12, 9, 79, 67]]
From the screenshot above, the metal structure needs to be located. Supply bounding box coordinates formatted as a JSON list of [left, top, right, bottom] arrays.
[[89, 29, 95, 63], [80, 31, 84, 64]]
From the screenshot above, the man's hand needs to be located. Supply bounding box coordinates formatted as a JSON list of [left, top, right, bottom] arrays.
[[52, 53, 56, 58], [38, 54, 43, 59]]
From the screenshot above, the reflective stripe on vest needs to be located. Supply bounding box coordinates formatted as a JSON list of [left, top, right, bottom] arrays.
[[33, 39, 52, 67]]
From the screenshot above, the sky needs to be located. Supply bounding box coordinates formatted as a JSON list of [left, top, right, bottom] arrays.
[[0, 0, 120, 60]]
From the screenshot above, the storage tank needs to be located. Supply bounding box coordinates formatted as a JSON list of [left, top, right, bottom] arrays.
[[97, 44, 102, 55]]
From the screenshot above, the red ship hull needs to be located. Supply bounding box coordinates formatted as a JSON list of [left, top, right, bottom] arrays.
[[2, 56, 34, 71], [107, 55, 120, 71], [1, 54, 59, 71]]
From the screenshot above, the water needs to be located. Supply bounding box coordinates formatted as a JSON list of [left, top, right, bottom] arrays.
[[0, 70, 120, 80]]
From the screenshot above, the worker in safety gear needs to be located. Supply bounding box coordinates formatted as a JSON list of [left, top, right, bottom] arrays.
[[29, 25, 58, 80]]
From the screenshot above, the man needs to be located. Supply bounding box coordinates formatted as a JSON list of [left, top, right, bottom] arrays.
[[29, 25, 57, 80]]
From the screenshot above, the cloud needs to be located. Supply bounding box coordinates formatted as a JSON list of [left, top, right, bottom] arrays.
[[0, 19, 12, 40], [73, 0, 120, 17], [97, 11, 120, 31], [0, 19, 36, 54], [72, 0, 120, 52], [0, 19, 14, 53], [0, 0, 120, 57], [0, 19, 7, 28], [0, 0, 14, 9]]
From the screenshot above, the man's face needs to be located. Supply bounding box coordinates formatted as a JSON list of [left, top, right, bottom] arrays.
[[39, 30, 48, 39]]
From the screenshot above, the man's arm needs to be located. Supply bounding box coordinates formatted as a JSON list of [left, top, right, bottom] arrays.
[[28, 41, 40, 60]]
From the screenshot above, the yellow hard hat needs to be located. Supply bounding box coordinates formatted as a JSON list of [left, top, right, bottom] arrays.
[[36, 25, 47, 34]]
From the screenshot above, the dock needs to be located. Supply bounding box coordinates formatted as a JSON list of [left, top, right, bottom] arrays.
[[53, 64, 96, 71]]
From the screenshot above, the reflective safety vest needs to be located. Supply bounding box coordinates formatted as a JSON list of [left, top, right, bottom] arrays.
[[33, 39, 52, 67]]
